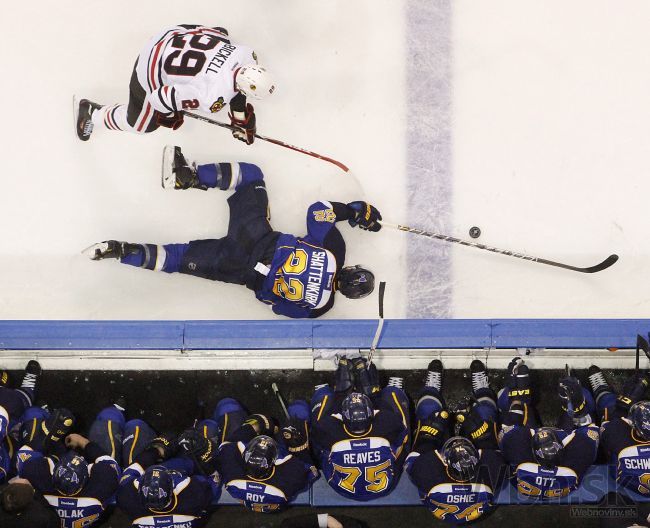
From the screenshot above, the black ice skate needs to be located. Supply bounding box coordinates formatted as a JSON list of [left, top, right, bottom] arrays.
[[470, 359, 497, 402], [587, 365, 613, 404], [74, 97, 103, 141], [424, 359, 443, 393], [161, 145, 205, 190], [82, 240, 140, 261]]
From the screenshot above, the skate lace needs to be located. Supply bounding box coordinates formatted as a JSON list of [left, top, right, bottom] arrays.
[[471, 371, 489, 392], [388, 377, 403, 389], [21, 373, 37, 389], [588, 371, 608, 391], [425, 370, 442, 390]]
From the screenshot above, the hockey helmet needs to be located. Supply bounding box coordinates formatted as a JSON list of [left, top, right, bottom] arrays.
[[235, 64, 276, 100], [629, 401, 650, 441], [53, 452, 89, 496], [139, 465, 174, 511], [442, 436, 479, 482], [532, 427, 563, 468], [337, 266, 375, 300], [244, 435, 278, 480], [341, 392, 374, 434]]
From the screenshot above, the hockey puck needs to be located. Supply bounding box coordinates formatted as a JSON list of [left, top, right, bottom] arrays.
[[469, 226, 481, 239]]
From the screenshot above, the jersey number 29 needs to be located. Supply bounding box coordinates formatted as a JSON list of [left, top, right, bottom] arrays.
[[164, 33, 230, 76]]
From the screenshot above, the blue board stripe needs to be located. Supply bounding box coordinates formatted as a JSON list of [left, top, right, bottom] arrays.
[[0, 320, 648, 350]]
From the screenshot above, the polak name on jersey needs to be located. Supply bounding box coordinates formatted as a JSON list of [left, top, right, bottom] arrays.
[[46, 495, 103, 527], [206, 43, 238, 74]]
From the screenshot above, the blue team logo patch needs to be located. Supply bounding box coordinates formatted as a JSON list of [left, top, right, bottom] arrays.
[[59, 498, 77, 507], [451, 484, 472, 493], [247, 482, 265, 492], [639, 446, 650, 455], [350, 440, 370, 450]]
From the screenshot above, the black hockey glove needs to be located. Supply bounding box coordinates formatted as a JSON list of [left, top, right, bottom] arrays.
[[351, 357, 381, 396], [414, 411, 449, 451], [177, 429, 216, 475], [146, 433, 178, 461], [229, 103, 256, 145], [334, 358, 354, 393], [36, 408, 75, 455], [558, 377, 588, 419], [155, 110, 184, 130], [347, 201, 382, 232], [281, 419, 309, 453], [459, 408, 498, 450], [243, 414, 278, 436], [506, 358, 532, 404], [616, 373, 650, 412]]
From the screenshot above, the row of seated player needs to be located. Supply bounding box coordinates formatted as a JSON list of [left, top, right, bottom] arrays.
[[0, 357, 648, 527]]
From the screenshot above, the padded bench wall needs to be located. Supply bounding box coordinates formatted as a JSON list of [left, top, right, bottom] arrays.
[[1, 319, 649, 350]]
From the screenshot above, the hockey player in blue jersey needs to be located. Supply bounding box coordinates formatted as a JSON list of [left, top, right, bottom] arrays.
[[84, 146, 380, 319], [310, 357, 410, 501], [17, 402, 123, 528], [405, 359, 507, 523], [117, 416, 221, 528], [0, 360, 41, 484], [214, 398, 318, 512], [587, 364, 650, 495], [498, 358, 600, 500]]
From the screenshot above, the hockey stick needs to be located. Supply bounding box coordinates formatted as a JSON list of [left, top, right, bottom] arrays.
[[379, 221, 618, 274], [367, 282, 386, 367], [183, 111, 349, 173], [637, 334, 650, 373], [271, 382, 290, 421]]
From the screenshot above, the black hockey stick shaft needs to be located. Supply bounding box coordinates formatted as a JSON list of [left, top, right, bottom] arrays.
[[367, 282, 386, 367], [380, 222, 618, 273], [637, 334, 650, 373], [271, 382, 290, 420], [183, 111, 349, 172]]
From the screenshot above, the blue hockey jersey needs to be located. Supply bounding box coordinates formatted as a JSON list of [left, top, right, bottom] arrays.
[[601, 416, 650, 495]]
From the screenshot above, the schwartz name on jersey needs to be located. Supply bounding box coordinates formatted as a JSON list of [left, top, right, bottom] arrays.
[[601, 416, 650, 494]]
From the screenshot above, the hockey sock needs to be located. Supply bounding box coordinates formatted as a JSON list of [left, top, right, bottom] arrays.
[[92, 104, 128, 132], [196, 162, 263, 190]]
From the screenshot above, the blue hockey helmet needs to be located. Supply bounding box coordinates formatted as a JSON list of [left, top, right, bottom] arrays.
[[341, 392, 374, 434], [442, 436, 479, 482], [139, 465, 174, 511], [53, 452, 89, 496], [337, 266, 375, 299], [532, 427, 563, 468], [244, 435, 278, 480], [630, 401, 650, 441]]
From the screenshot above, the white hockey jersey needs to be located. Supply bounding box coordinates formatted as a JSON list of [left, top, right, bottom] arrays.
[[134, 25, 257, 117]]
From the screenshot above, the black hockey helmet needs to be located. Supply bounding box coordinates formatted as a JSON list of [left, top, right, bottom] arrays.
[[337, 265, 375, 299], [532, 427, 563, 468], [139, 465, 174, 511], [629, 401, 650, 441], [244, 435, 278, 480], [442, 436, 479, 482], [53, 452, 89, 496], [341, 392, 374, 434]]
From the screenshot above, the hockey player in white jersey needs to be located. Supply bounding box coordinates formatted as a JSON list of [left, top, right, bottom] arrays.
[[75, 24, 275, 144]]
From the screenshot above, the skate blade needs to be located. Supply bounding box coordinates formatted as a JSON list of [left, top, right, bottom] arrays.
[[72, 94, 79, 141], [161, 145, 177, 189]]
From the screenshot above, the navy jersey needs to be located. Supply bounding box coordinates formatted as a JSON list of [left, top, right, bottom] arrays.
[[117, 461, 218, 528], [500, 424, 599, 499], [311, 397, 409, 501], [601, 416, 650, 495], [217, 440, 317, 512], [256, 201, 350, 318], [18, 446, 120, 528], [405, 448, 506, 523]]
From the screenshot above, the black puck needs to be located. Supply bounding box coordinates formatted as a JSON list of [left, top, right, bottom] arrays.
[[469, 226, 481, 239]]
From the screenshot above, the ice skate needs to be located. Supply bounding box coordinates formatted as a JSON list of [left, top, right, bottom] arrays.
[[74, 96, 103, 141], [161, 145, 203, 190]]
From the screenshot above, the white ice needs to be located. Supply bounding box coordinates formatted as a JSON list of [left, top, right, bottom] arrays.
[[0, 0, 648, 320]]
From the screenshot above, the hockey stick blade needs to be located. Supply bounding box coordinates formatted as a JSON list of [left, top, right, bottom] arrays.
[[183, 111, 349, 172], [380, 221, 619, 274]]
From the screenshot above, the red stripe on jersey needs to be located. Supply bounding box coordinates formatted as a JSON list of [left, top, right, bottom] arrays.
[[137, 103, 152, 132]]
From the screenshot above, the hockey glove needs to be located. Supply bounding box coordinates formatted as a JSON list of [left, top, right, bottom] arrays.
[[459, 408, 498, 450], [146, 433, 178, 461], [155, 111, 184, 130], [351, 357, 380, 396], [229, 103, 256, 145], [558, 377, 588, 419], [506, 359, 532, 404], [616, 373, 650, 412], [243, 414, 278, 436], [177, 429, 216, 475], [38, 408, 75, 454], [281, 419, 309, 453], [414, 411, 449, 451], [347, 201, 382, 232], [334, 358, 354, 393]]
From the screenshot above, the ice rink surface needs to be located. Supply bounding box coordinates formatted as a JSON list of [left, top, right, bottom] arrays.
[[1, 0, 649, 320]]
